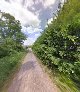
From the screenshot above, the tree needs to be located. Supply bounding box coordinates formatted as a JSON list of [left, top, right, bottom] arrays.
[[0, 12, 26, 44], [0, 12, 26, 57]]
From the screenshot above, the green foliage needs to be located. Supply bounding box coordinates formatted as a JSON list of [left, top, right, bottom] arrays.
[[0, 12, 26, 42], [32, 0, 80, 90], [0, 12, 27, 90], [0, 52, 25, 88], [0, 12, 26, 57]]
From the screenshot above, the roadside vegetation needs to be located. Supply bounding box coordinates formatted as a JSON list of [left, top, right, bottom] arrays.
[[0, 12, 26, 89], [32, 0, 80, 91]]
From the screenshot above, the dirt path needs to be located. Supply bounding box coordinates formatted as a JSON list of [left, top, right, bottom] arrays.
[[8, 51, 59, 92]]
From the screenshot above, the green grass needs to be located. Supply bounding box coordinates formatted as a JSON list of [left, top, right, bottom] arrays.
[[35, 55, 80, 92], [55, 74, 79, 92], [33, 51, 80, 92], [0, 52, 26, 90], [45, 67, 80, 92], [34, 52, 80, 92]]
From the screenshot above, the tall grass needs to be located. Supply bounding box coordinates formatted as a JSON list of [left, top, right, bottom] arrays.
[[0, 52, 26, 89], [43, 63, 79, 92]]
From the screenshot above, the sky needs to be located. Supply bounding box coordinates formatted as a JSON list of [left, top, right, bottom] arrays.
[[0, 0, 64, 45]]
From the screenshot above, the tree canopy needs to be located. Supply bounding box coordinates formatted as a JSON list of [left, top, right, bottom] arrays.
[[0, 12, 26, 57]]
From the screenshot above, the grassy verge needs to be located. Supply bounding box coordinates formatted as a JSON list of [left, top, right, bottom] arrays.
[[49, 69, 79, 92], [34, 53, 80, 92], [44, 66, 79, 92], [42, 64, 79, 92], [0, 52, 26, 91]]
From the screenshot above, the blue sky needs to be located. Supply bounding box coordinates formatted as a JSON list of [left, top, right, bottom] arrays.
[[0, 0, 64, 45]]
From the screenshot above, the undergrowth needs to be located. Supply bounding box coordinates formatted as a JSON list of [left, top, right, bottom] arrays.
[[0, 52, 26, 89]]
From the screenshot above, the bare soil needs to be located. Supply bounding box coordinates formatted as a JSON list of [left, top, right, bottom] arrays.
[[8, 51, 60, 92]]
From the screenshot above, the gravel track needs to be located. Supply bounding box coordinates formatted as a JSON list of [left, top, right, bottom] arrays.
[[8, 51, 59, 92]]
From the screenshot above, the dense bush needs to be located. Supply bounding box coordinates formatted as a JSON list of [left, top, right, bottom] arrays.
[[0, 52, 25, 88], [32, 0, 80, 89]]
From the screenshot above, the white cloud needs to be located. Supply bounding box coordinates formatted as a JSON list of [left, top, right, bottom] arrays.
[[34, 33, 41, 37], [48, 18, 53, 24], [23, 28, 41, 46], [45, 18, 53, 28], [0, 0, 59, 45], [44, 0, 56, 8], [24, 33, 40, 46], [22, 26, 43, 34], [0, 0, 58, 28], [0, 0, 40, 27], [24, 38, 35, 46]]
